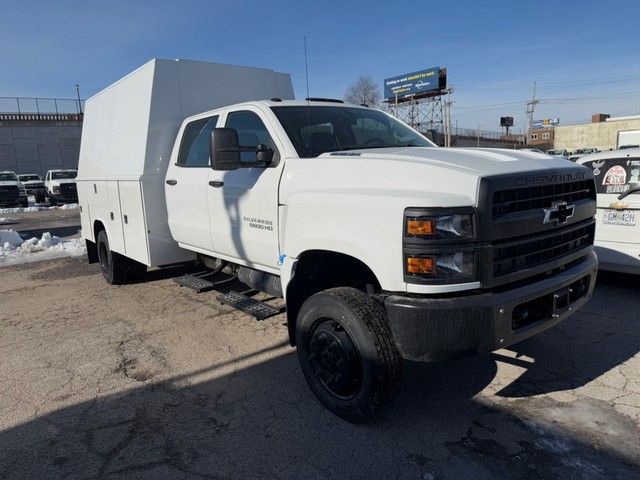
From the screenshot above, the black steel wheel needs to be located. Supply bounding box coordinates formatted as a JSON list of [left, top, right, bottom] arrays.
[[296, 287, 402, 423]]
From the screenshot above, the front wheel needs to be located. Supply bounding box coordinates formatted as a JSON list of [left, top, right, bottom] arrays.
[[296, 287, 402, 423]]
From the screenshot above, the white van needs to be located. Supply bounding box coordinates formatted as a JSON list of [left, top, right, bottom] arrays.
[[578, 148, 640, 273]]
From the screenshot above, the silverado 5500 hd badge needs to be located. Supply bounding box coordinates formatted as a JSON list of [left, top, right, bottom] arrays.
[[243, 216, 274, 231]]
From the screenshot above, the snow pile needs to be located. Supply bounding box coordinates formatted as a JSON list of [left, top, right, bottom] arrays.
[[0, 229, 86, 266], [0, 217, 17, 224], [0, 203, 79, 214]]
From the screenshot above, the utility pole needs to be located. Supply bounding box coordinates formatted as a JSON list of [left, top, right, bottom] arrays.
[[444, 87, 453, 147], [76, 84, 83, 115], [526, 81, 538, 146]]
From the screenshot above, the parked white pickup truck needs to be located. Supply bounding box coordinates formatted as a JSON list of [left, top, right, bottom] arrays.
[[78, 59, 598, 422]]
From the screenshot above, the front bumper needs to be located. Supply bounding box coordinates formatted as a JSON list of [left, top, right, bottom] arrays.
[[383, 252, 598, 362], [25, 186, 45, 196], [594, 240, 640, 275], [0, 194, 28, 207], [50, 193, 78, 203]]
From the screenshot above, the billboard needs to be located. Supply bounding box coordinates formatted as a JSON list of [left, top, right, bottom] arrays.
[[533, 118, 560, 129], [500, 116, 514, 127], [384, 67, 440, 99]]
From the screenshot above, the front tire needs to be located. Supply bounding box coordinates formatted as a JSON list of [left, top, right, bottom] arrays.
[[296, 287, 402, 423], [97, 230, 130, 285]]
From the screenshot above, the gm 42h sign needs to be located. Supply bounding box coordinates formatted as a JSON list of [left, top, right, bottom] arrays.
[[384, 67, 440, 99]]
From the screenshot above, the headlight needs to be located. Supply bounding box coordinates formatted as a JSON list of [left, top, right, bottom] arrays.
[[403, 208, 478, 284], [405, 214, 474, 240], [406, 251, 476, 281], [52, 186, 60, 194]]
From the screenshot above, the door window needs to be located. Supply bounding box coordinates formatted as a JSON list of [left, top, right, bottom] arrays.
[[177, 116, 219, 167], [225, 111, 275, 163]]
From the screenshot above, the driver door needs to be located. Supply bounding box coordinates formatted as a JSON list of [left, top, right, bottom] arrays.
[[208, 108, 284, 273]]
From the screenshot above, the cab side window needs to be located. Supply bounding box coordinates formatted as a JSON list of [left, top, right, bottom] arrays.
[[177, 116, 219, 167], [225, 111, 276, 163]]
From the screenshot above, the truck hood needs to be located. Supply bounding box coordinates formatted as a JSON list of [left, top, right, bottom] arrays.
[[280, 146, 582, 207], [0, 181, 20, 187]]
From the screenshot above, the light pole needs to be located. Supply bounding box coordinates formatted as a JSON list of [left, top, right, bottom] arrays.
[[76, 84, 83, 115]]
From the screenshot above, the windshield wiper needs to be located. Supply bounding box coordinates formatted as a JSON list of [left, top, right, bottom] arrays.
[[618, 185, 640, 200]]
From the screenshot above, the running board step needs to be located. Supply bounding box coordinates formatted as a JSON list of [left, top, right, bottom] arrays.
[[174, 274, 217, 293], [218, 291, 285, 320], [174, 272, 238, 293]]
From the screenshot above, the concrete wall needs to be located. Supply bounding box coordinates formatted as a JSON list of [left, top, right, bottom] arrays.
[[554, 118, 640, 152], [0, 121, 82, 176]]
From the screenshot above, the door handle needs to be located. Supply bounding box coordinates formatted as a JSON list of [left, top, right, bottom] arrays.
[[209, 180, 224, 188], [166, 179, 177, 186]]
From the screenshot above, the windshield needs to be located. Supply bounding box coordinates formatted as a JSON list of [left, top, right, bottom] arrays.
[[0, 172, 18, 181], [19, 175, 41, 181], [52, 171, 77, 180], [271, 106, 433, 158]]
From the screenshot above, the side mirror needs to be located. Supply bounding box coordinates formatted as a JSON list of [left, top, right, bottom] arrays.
[[210, 128, 241, 171], [256, 144, 274, 163]]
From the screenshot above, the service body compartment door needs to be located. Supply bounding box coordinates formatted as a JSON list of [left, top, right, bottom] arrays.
[[118, 181, 150, 264]]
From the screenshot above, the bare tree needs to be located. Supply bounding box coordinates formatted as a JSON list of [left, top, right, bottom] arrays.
[[344, 74, 381, 107]]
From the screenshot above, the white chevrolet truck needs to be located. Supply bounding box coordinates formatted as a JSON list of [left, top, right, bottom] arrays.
[[78, 59, 598, 422]]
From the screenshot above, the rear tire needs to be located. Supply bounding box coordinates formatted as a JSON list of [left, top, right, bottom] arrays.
[[127, 260, 147, 282], [295, 287, 401, 423], [97, 230, 130, 285]]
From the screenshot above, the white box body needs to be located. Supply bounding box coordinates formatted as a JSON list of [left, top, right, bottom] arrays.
[[77, 58, 294, 265]]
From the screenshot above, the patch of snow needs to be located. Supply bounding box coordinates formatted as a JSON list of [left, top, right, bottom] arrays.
[[0, 229, 86, 267], [0, 203, 79, 214], [0, 217, 17, 224]]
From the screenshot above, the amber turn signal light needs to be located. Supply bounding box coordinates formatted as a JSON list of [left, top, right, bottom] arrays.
[[407, 256, 435, 275], [407, 219, 435, 236]]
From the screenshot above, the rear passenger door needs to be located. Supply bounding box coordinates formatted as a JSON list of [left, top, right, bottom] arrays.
[[165, 115, 219, 252]]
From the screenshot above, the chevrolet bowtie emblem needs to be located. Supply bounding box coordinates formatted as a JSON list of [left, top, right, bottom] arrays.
[[543, 200, 575, 224], [609, 201, 629, 210]]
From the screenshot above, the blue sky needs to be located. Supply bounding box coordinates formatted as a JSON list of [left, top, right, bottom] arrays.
[[1, 0, 639, 132]]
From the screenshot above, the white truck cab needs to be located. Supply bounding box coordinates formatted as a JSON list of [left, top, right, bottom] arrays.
[[78, 59, 598, 422], [44, 169, 78, 206], [578, 148, 640, 273], [0, 171, 28, 207]]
